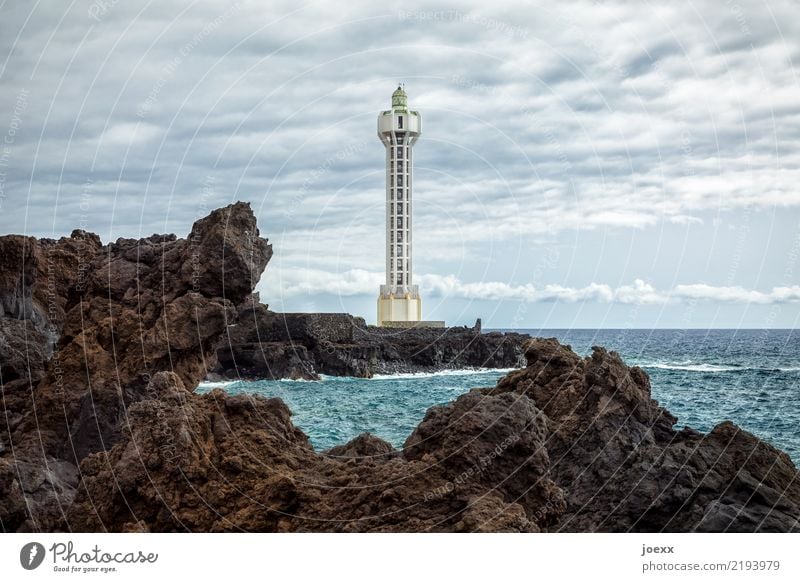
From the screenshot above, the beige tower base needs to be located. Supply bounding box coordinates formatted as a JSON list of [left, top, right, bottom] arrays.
[[376, 293, 445, 328], [377, 295, 421, 325]]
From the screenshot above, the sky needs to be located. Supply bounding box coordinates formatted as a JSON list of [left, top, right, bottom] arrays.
[[1, 0, 799, 328]]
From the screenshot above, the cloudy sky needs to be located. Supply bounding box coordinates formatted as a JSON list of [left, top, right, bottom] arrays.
[[1, 0, 799, 328]]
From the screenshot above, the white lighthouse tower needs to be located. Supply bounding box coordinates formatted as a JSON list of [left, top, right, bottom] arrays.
[[377, 85, 424, 326]]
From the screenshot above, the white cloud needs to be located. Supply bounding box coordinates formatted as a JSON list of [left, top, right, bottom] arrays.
[[264, 267, 382, 298], [614, 279, 667, 304], [262, 270, 800, 306], [99, 122, 162, 146], [672, 284, 800, 304], [421, 276, 661, 305]]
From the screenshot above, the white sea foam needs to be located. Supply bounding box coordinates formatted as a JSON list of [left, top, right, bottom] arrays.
[[276, 377, 318, 383], [370, 367, 515, 380], [642, 362, 800, 373], [198, 376, 319, 389], [643, 363, 739, 372], [197, 380, 239, 389]]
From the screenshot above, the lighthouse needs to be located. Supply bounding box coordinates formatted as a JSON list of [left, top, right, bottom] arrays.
[[377, 86, 424, 326], [376, 86, 444, 328]]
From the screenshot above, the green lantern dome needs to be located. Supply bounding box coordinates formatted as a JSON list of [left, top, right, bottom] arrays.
[[391, 85, 408, 110]]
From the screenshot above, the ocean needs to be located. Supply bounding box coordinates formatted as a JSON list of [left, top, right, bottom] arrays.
[[198, 329, 800, 464]]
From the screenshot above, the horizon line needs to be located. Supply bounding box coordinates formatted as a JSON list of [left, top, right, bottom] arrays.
[[485, 327, 798, 331]]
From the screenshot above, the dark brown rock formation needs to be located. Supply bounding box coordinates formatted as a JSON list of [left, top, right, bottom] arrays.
[[0, 230, 101, 438], [67, 374, 561, 532], [65, 340, 800, 532], [211, 301, 528, 380], [18, 203, 271, 460], [0, 202, 271, 531], [0, 319, 50, 385], [324, 432, 397, 461], [489, 339, 800, 532]]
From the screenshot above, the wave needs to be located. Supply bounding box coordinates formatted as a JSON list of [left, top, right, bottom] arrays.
[[370, 367, 516, 380], [197, 379, 239, 390], [272, 377, 322, 383], [198, 370, 514, 388], [198, 377, 319, 391], [643, 363, 738, 372], [640, 362, 800, 373]]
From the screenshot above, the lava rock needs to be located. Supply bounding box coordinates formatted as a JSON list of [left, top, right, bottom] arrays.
[[0, 202, 271, 531], [487, 338, 800, 532], [211, 306, 529, 379]]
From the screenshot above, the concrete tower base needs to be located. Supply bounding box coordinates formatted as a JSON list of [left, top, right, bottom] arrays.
[[377, 295, 421, 325], [377, 295, 444, 328], [379, 319, 446, 329]]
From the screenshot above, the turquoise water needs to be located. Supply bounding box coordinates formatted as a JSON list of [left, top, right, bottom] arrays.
[[198, 329, 800, 464]]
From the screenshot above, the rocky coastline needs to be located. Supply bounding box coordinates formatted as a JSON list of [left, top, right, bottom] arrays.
[[209, 301, 529, 381], [1, 203, 799, 532]]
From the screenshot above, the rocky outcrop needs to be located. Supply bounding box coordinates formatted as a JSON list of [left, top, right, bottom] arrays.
[[210, 302, 528, 380], [0, 230, 98, 337], [67, 375, 562, 532], [0, 202, 271, 532], [65, 339, 800, 532], [324, 432, 397, 461], [356, 326, 529, 375], [0, 318, 50, 384], [0, 230, 100, 438], [15, 203, 271, 460], [488, 339, 800, 532]]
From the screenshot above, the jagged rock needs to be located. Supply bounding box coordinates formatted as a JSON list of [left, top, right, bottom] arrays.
[[67, 386, 564, 532], [324, 433, 397, 461], [212, 304, 373, 379], [211, 303, 528, 379], [12, 202, 270, 460], [355, 324, 527, 374], [79, 336, 788, 534], [0, 230, 98, 335], [488, 338, 800, 532], [0, 454, 79, 532], [67, 383, 315, 532], [453, 493, 535, 532], [405, 391, 564, 522], [0, 202, 271, 531], [0, 319, 51, 384], [0, 318, 51, 437], [215, 340, 318, 380]]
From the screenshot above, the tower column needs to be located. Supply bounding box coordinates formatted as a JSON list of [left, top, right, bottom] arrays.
[[377, 86, 422, 326]]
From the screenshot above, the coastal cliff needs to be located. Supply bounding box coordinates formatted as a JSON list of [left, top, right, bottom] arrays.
[[209, 300, 528, 380], [1, 204, 799, 532]]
